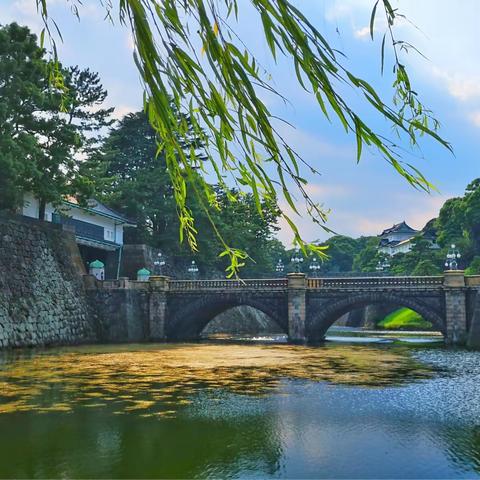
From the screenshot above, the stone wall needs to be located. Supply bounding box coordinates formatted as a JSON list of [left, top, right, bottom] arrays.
[[0, 213, 96, 348], [87, 287, 150, 343]]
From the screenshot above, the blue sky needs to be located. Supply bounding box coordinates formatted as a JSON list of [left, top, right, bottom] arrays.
[[2, 0, 479, 244]]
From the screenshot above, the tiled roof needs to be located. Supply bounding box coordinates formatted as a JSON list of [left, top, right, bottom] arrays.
[[63, 198, 136, 226], [380, 221, 419, 236]]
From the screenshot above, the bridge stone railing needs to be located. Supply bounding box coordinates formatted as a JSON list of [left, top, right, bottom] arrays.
[[91, 275, 446, 292], [307, 276, 444, 290], [168, 278, 288, 292]]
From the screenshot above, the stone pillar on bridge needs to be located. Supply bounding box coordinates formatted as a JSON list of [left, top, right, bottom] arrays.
[[149, 276, 169, 341], [287, 273, 306, 342], [444, 270, 467, 345]]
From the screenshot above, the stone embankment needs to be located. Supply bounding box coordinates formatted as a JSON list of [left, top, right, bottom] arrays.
[[0, 213, 96, 348]]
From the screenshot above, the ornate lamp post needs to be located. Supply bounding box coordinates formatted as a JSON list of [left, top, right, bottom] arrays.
[[187, 260, 199, 279], [309, 257, 321, 277], [275, 258, 285, 277], [445, 244, 461, 270], [376, 258, 391, 274], [153, 252, 166, 275], [291, 246, 304, 273]]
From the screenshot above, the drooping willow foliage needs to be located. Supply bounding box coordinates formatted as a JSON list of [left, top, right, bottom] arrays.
[[36, 0, 450, 276]]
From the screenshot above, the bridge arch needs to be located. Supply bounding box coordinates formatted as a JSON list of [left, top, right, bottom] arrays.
[[166, 293, 287, 340], [307, 291, 445, 341]]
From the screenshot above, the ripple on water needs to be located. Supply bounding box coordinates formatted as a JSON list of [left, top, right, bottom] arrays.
[[0, 343, 479, 478], [0, 343, 434, 417]]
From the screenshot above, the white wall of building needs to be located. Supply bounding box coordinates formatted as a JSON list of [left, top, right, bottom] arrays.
[[384, 232, 415, 243], [22, 193, 125, 245], [391, 241, 413, 255], [22, 192, 56, 222]]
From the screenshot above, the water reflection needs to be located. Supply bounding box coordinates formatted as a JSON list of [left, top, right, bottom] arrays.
[[0, 343, 479, 478], [0, 344, 434, 416]]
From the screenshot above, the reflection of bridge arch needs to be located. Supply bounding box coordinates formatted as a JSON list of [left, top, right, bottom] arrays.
[[307, 291, 446, 341], [166, 292, 288, 340]]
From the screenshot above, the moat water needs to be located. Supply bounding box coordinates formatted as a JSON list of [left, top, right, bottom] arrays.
[[0, 334, 479, 478]]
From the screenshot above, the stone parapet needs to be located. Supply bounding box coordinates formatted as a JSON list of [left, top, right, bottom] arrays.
[[444, 270, 466, 287], [465, 275, 480, 287], [149, 275, 170, 291]]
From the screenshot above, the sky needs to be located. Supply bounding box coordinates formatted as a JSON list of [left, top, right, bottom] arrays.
[[2, 0, 480, 245]]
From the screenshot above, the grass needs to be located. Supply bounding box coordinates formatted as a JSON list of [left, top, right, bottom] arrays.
[[378, 308, 433, 331]]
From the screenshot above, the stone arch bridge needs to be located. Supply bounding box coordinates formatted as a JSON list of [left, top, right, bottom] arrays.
[[86, 272, 480, 347]]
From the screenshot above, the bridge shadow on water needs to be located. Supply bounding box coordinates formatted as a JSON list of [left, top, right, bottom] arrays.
[[197, 304, 444, 346]]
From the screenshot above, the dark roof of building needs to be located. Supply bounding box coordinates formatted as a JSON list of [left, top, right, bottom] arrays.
[[380, 221, 419, 237], [63, 198, 136, 226]]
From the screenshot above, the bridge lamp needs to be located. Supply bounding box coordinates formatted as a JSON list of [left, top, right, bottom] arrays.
[[187, 260, 199, 279], [376, 259, 391, 273], [153, 252, 166, 275], [275, 258, 285, 276], [309, 257, 321, 277], [445, 244, 461, 270], [291, 246, 304, 273]]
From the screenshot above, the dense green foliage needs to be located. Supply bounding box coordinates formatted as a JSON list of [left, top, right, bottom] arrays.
[[378, 308, 432, 331], [3, 15, 480, 277], [37, 0, 450, 274], [94, 111, 285, 276], [0, 23, 112, 217], [465, 257, 480, 276], [317, 178, 480, 276]]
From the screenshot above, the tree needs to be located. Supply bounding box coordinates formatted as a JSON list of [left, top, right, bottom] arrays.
[[411, 259, 441, 276], [97, 111, 284, 276], [465, 256, 480, 276], [94, 111, 177, 245], [63, 66, 114, 156], [37, 1, 449, 273], [435, 197, 466, 248], [352, 237, 381, 273], [0, 23, 112, 218], [319, 235, 366, 273], [0, 23, 47, 210], [463, 179, 480, 253], [199, 187, 283, 276]]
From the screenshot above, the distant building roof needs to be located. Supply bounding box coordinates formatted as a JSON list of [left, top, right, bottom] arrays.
[[380, 221, 419, 237], [63, 198, 136, 226]]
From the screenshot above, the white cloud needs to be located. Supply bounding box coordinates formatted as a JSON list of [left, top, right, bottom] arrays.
[[303, 182, 352, 200], [354, 26, 370, 39], [112, 105, 136, 120], [276, 183, 450, 245], [469, 111, 480, 128], [324, 0, 372, 23], [324, 0, 480, 111], [13, 0, 38, 17], [431, 68, 480, 102], [126, 32, 135, 52], [275, 125, 354, 166]]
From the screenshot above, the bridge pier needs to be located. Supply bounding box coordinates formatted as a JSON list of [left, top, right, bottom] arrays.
[[444, 271, 468, 345], [287, 273, 306, 342], [149, 276, 168, 341]]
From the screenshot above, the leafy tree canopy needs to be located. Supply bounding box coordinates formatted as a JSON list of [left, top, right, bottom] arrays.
[[95, 110, 284, 276], [411, 259, 441, 276], [0, 23, 113, 217], [36, 0, 450, 274]]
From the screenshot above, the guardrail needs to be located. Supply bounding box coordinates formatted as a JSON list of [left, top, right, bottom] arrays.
[[307, 276, 444, 289], [89, 275, 450, 292], [168, 278, 288, 291]]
